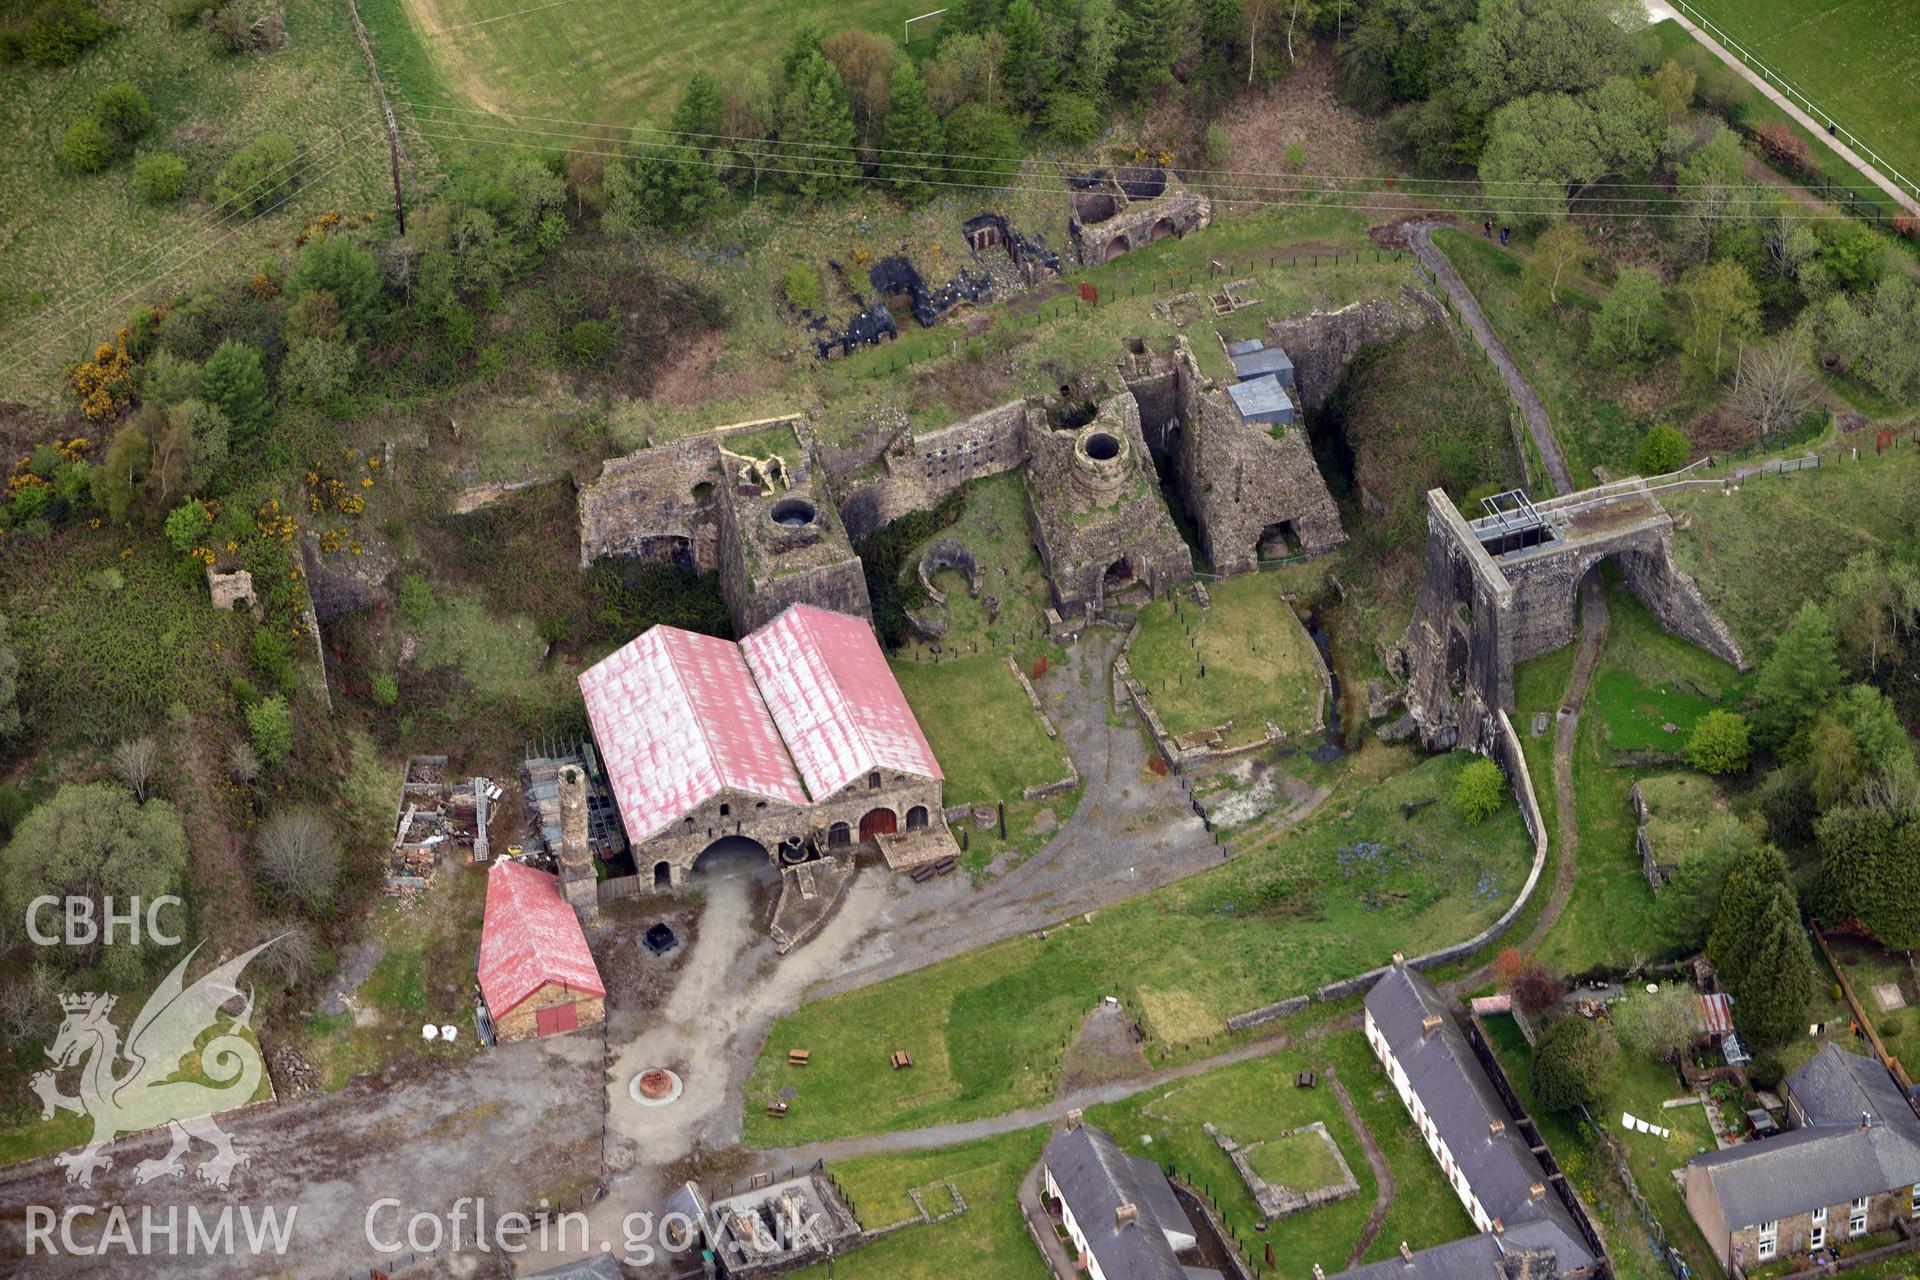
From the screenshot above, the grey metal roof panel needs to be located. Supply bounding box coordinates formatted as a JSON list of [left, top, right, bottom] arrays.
[[1225, 337, 1266, 357], [1788, 1044, 1913, 1127], [1230, 346, 1295, 380], [1045, 1124, 1194, 1280], [1226, 376, 1294, 424], [1690, 1122, 1920, 1228]]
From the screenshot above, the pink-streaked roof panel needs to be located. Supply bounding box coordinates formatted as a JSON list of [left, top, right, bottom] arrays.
[[579, 626, 808, 843], [478, 860, 605, 1019], [740, 604, 943, 801]]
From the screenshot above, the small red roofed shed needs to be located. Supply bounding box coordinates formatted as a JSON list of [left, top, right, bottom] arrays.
[[478, 860, 605, 1042]]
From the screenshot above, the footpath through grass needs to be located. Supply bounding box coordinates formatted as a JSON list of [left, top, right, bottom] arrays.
[[1537, 585, 1745, 974], [743, 751, 1535, 1146], [1660, 1, 1920, 196], [1129, 574, 1327, 747]]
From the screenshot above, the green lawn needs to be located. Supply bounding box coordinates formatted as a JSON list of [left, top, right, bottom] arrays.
[[1635, 772, 1731, 871], [1481, 1011, 1718, 1280], [899, 471, 1057, 662], [1129, 574, 1326, 747], [794, 1129, 1051, 1280], [0, 0, 392, 398], [893, 655, 1069, 804], [742, 752, 1536, 1146], [1539, 587, 1744, 974], [1085, 1036, 1475, 1278], [1666, 447, 1920, 657], [1244, 1126, 1351, 1193], [1668, 0, 1920, 198], [374, 0, 926, 123]]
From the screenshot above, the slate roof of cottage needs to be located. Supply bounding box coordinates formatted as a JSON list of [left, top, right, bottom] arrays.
[[1688, 1121, 1920, 1229], [1788, 1043, 1914, 1127], [1363, 964, 1596, 1275], [1045, 1124, 1217, 1280], [739, 604, 942, 801], [1338, 1234, 1565, 1280], [477, 860, 605, 1020]]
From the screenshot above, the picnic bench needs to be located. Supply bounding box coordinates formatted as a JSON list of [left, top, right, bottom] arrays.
[[1295, 1070, 1317, 1089], [891, 1051, 913, 1070], [766, 1100, 789, 1118], [788, 1049, 811, 1066]]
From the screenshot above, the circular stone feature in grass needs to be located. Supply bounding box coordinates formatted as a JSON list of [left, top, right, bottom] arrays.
[[629, 1068, 684, 1107]]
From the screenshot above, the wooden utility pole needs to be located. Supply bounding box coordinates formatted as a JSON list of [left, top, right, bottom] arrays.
[[346, 0, 406, 234]]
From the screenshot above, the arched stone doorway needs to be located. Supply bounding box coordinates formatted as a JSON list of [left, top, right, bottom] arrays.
[[1148, 217, 1177, 242], [653, 859, 672, 889], [1103, 556, 1133, 593], [1103, 234, 1130, 262], [906, 805, 929, 831], [859, 808, 898, 842], [691, 834, 770, 876], [827, 821, 852, 849]]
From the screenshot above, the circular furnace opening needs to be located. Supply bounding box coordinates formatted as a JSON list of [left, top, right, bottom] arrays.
[[1085, 432, 1121, 461], [770, 498, 816, 528]]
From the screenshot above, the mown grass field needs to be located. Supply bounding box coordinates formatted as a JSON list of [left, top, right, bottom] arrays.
[[1085, 1035, 1476, 1276], [1666, 446, 1920, 656], [1670, 0, 1920, 196], [741, 751, 1534, 1146], [891, 655, 1071, 805], [1129, 573, 1326, 747], [378, 0, 926, 122], [0, 0, 392, 398], [1537, 586, 1744, 974], [793, 1129, 1049, 1280]]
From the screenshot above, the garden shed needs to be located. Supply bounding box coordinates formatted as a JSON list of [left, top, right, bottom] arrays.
[[477, 859, 605, 1042]]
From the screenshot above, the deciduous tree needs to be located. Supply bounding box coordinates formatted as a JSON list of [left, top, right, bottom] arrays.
[[1530, 1015, 1616, 1110], [1589, 267, 1669, 370], [1687, 709, 1750, 775], [1727, 335, 1817, 442], [1521, 221, 1588, 308], [1677, 258, 1759, 382], [1612, 984, 1694, 1062]]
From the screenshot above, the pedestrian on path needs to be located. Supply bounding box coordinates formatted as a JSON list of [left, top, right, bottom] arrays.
[[1500, 225, 1510, 245], [1483, 218, 1493, 238]]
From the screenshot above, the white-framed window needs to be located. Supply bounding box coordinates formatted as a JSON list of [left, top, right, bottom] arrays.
[[1757, 1238, 1777, 1261], [1813, 1206, 1828, 1224], [1853, 1196, 1871, 1211], [1811, 1225, 1827, 1249], [1850, 1209, 1868, 1237], [1911, 1184, 1919, 1215]]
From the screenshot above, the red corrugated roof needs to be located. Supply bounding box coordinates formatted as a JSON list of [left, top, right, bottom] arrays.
[[478, 860, 604, 1020], [1698, 992, 1734, 1037], [741, 604, 943, 801], [579, 626, 809, 844]]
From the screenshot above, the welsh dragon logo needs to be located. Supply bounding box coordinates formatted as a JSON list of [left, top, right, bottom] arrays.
[[30, 939, 275, 1190]]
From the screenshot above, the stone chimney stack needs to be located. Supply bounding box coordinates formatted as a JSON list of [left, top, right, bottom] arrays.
[[557, 766, 598, 923], [1400, 1242, 1414, 1264], [1489, 1120, 1506, 1140], [1066, 1108, 1083, 1130], [1314, 1266, 1326, 1280], [1115, 1203, 1138, 1228], [1421, 1013, 1444, 1037]]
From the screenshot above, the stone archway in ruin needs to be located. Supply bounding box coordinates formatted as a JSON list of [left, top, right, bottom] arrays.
[[1403, 484, 1746, 752]]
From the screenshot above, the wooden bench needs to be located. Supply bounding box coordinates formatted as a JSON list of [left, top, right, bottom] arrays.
[[787, 1049, 811, 1066], [891, 1051, 913, 1070], [766, 1100, 790, 1117], [1295, 1070, 1317, 1088]]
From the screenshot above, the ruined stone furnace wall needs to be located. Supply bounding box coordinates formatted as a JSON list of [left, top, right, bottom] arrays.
[[576, 434, 726, 571], [1403, 485, 1745, 752]]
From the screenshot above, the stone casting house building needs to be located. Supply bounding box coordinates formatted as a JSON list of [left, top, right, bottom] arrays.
[[1683, 1043, 1920, 1272], [1067, 166, 1211, 267], [477, 859, 606, 1042], [579, 603, 947, 888], [1362, 958, 1599, 1278], [1041, 1118, 1222, 1280]]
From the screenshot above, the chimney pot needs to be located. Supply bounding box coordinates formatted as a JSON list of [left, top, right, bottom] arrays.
[[1530, 1182, 1546, 1200], [1489, 1120, 1506, 1139], [1492, 1218, 1504, 1234], [1392, 951, 1406, 968], [1401, 1242, 1414, 1263], [1067, 1108, 1083, 1130], [1116, 1203, 1138, 1228], [1862, 1111, 1871, 1130], [1315, 1267, 1327, 1280], [1422, 1014, 1444, 1036]]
